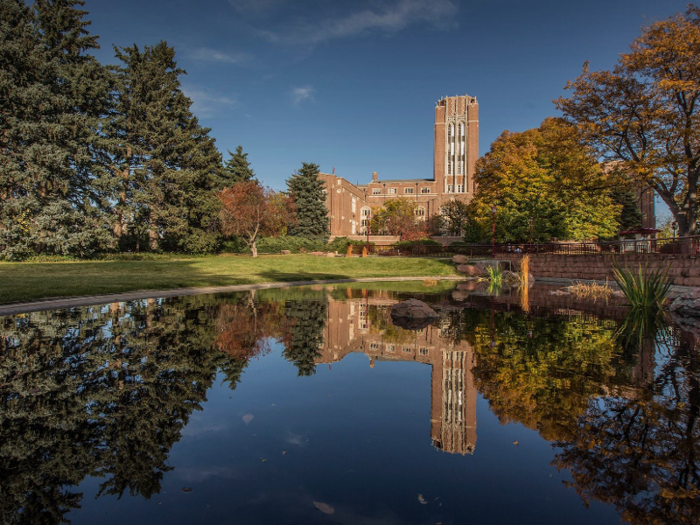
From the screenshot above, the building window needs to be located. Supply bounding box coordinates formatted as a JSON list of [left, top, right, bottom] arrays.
[[403, 347, 412, 354], [459, 122, 464, 137], [388, 188, 397, 194], [404, 187, 414, 194], [446, 184, 454, 193], [457, 184, 464, 192], [386, 345, 395, 353], [351, 197, 356, 214], [370, 343, 379, 351], [458, 161, 463, 174], [361, 207, 371, 217], [421, 187, 431, 194], [448, 158, 453, 175], [419, 348, 429, 356], [372, 188, 381, 194], [415, 206, 425, 217]]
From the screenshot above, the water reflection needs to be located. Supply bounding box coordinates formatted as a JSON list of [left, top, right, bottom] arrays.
[[0, 284, 699, 524]]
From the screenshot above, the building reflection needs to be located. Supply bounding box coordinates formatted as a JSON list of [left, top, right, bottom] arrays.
[[317, 295, 477, 455]]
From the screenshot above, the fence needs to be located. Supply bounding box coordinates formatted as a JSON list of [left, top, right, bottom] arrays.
[[349, 236, 700, 258]]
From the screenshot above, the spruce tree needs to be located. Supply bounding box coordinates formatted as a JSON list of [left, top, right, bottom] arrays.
[[219, 145, 255, 188], [286, 162, 330, 240], [0, 0, 114, 259], [111, 41, 224, 252]]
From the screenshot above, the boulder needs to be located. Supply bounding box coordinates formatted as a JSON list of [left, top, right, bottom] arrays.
[[309, 251, 325, 256], [390, 299, 439, 330], [452, 254, 469, 264], [456, 264, 488, 277], [669, 289, 700, 318], [451, 290, 471, 302], [280, 250, 291, 255]]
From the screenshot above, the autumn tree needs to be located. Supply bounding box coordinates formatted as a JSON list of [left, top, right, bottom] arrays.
[[471, 118, 621, 242], [369, 198, 429, 240], [286, 162, 330, 240], [557, 5, 700, 235], [219, 181, 292, 257]]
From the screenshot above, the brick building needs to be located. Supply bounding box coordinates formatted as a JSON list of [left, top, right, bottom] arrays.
[[322, 94, 479, 237]]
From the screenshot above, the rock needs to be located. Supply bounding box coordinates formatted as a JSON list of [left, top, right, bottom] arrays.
[[669, 289, 700, 317], [452, 254, 469, 264], [280, 250, 291, 255], [390, 299, 439, 330], [451, 290, 471, 302], [457, 281, 488, 292], [309, 251, 325, 256], [456, 264, 488, 277], [548, 289, 571, 296], [325, 252, 336, 257], [528, 273, 535, 283]]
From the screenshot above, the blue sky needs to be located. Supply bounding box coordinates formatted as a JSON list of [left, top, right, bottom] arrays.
[[85, 0, 688, 198]]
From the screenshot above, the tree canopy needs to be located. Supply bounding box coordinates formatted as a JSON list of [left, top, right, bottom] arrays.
[[557, 5, 700, 235], [369, 198, 430, 240], [220, 145, 255, 188], [470, 118, 622, 242]]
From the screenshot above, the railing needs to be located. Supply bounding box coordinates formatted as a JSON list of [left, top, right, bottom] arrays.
[[349, 236, 700, 258]]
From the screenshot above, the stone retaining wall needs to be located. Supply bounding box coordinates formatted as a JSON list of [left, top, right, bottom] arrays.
[[499, 253, 700, 287]]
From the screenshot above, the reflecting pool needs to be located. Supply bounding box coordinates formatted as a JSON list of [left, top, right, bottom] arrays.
[[1, 282, 698, 524]]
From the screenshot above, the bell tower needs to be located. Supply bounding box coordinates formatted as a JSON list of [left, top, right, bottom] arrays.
[[434, 95, 479, 196]]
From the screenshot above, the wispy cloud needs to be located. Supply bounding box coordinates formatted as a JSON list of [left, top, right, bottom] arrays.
[[261, 0, 458, 45], [182, 85, 238, 117], [290, 85, 316, 105], [186, 47, 248, 64]]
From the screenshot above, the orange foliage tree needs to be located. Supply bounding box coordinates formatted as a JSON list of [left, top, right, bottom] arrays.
[[218, 181, 293, 256]]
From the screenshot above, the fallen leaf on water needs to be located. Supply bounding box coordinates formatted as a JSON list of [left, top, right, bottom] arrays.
[[313, 501, 335, 515], [182, 487, 192, 493], [513, 441, 519, 446], [282, 451, 287, 455], [260, 458, 267, 462], [242, 414, 254, 426], [417, 494, 428, 505]]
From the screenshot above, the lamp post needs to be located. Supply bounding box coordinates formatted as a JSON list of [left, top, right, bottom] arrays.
[[491, 205, 497, 258]]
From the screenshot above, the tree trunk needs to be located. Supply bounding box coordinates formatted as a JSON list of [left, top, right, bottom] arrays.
[[251, 240, 258, 258]]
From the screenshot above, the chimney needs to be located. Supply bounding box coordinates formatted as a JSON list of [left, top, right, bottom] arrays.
[[372, 171, 378, 182]]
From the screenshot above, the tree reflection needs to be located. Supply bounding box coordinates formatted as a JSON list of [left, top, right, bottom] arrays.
[[552, 340, 700, 524], [0, 294, 273, 524]]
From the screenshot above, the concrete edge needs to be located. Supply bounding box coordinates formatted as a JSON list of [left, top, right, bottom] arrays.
[[0, 276, 464, 317]]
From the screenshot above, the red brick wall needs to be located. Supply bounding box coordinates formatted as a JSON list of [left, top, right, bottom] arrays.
[[500, 253, 700, 287]]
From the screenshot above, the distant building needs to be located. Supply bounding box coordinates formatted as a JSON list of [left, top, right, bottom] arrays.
[[322, 95, 479, 238]]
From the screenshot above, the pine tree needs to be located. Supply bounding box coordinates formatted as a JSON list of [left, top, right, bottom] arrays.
[[110, 41, 224, 252], [286, 162, 330, 240], [0, 0, 114, 259], [219, 145, 255, 188], [282, 298, 328, 376]]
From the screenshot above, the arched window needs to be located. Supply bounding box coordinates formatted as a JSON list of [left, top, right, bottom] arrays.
[[361, 206, 371, 217], [415, 206, 426, 218]]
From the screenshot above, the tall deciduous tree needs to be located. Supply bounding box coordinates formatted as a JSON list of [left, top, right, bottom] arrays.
[[557, 5, 700, 235], [471, 118, 621, 242], [219, 145, 255, 188], [0, 0, 115, 259], [369, 198, 429, 240], [286, 162, 330, 241], [219, 181, 292, 257], [111, 41, 223, 253]]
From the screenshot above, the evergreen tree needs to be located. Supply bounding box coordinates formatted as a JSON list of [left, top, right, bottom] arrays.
[[219, 145, 255, 188], [286, 162, 330, 240], [281, 298, 328, 376], [110, 41, 224, 253], [610, 188, 643, 233], [0, 0, 114, 259]]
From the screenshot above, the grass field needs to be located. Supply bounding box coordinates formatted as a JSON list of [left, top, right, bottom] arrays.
[[0, 254, 457, 305]]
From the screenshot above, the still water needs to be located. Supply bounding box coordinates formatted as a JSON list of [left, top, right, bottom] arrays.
[[1, 282, 698, 524]]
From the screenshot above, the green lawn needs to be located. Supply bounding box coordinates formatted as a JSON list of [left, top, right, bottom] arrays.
[[0, 254, 458, 305]]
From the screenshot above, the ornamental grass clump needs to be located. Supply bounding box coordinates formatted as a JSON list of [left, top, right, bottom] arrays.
[[611, 262, 671, 310], [486, 265, 503, 287]]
